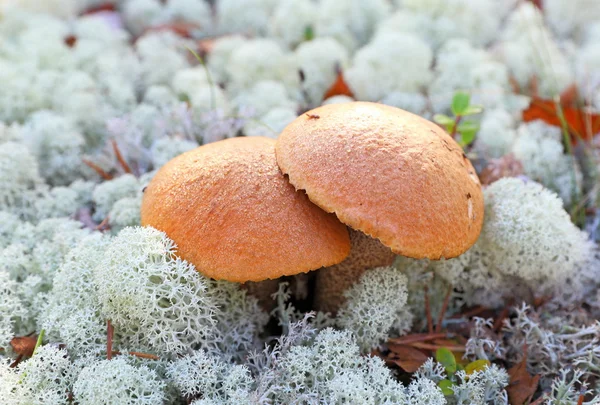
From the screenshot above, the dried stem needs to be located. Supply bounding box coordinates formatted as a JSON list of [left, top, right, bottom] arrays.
[[409, 342, 465, 352], [111, 139, 133, 175], [388, 332, 450, 346], [95, 216, 110, 232], [424, 286, 433, 334], [450, 305, 488, 319], [9, 354, 23, 368], [111, 351, 159, 360], [450, 115, 462, 140], [435, 286, 453, 333], [83, 158, 113, 180], [107, 320, 114, 360]]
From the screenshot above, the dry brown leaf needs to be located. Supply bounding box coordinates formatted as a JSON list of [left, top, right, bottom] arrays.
[[386, 344, 428, 373], [10, 335, 37, 358], [323, 67, 354, 100], [388, 332, 448, 346], [507, 355, 540, 405], [81, 2, 116, 15]]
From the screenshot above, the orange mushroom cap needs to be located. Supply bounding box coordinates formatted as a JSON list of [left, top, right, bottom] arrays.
[[275, 102, 484, 259], [141, 136, 351, 282]]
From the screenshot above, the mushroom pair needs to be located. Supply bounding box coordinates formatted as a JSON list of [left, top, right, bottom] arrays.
[[141, 102, 484, 312]]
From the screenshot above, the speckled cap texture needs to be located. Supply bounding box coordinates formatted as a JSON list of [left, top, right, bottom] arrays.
[[275, 101, 484, 259], [141, 136, 351, 282]]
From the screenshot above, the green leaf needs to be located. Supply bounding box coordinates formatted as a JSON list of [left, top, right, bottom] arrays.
[[433, 114, 454, 126], [457, 120, 479, 146], [461, 105, 483, 116], [457, 120, 479, 132], [465, 359, 491, 375], [304, 25, 314, 41], [435, 347, 457, 374], [451, 92, 471, 116], [438, 379, 455, 396], [459, 129, 477, 147]]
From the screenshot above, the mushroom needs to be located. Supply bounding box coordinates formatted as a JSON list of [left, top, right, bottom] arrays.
[[275, 102, 484, 313], [140, 136, 351, 307]]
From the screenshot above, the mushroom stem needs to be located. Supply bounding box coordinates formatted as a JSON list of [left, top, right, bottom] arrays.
[[243, 279, 281, 311], [314, 228, 396, 315]]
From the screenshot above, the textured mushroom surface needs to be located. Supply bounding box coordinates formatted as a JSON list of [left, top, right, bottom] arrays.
[[141, 136, 351, 282], [276, 101, 484, 259], [314, 228, 397, 314]]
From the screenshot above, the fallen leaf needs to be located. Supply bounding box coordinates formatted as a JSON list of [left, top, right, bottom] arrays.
[[386, 343, 428, 373], [144, 22, 202, 39], [530, 0, 543, 10], [522, 97, 600, 144], [506, 354, 540, 405], [81, 3, 117, 15], [323, 65, 354, 100], [10, 335, 37, 358]]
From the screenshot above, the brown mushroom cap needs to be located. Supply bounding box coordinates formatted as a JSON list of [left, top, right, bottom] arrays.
[[141, 136, 351, 282], [275, 101, 484, 259]]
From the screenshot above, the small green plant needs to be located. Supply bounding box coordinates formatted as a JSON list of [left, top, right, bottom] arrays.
[[303, 25, 315, 41], [434, 91, 483, 148], [435, 347, 491, 395]]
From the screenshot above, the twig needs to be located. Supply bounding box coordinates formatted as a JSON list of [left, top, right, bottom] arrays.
[[111, 351, 159, 360], [83, 158, 113, 180], [450, 115, 462, 140], [107, 320, 114, 360], [111, 139, 133, 175], [424, 286, 433, 334], [435, 286, 453, 333], [95, 216, 110, 232], [409, 342, 466, 352], [450, 305, 488, 319], [9, 354, 23, 368], [388, 332, 449, 346]]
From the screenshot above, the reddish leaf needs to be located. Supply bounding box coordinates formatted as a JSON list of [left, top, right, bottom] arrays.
[[560, 83, 579, 106], [507, 356, 540, 405], [522, 97, 600, 144], [10, 335, 37, 358], [530, 0, 543, 10], [387, 344, 429, 373], [81, 3, 117, 15], [144, 22, 201, 39], [323, 67, 354, 100]]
